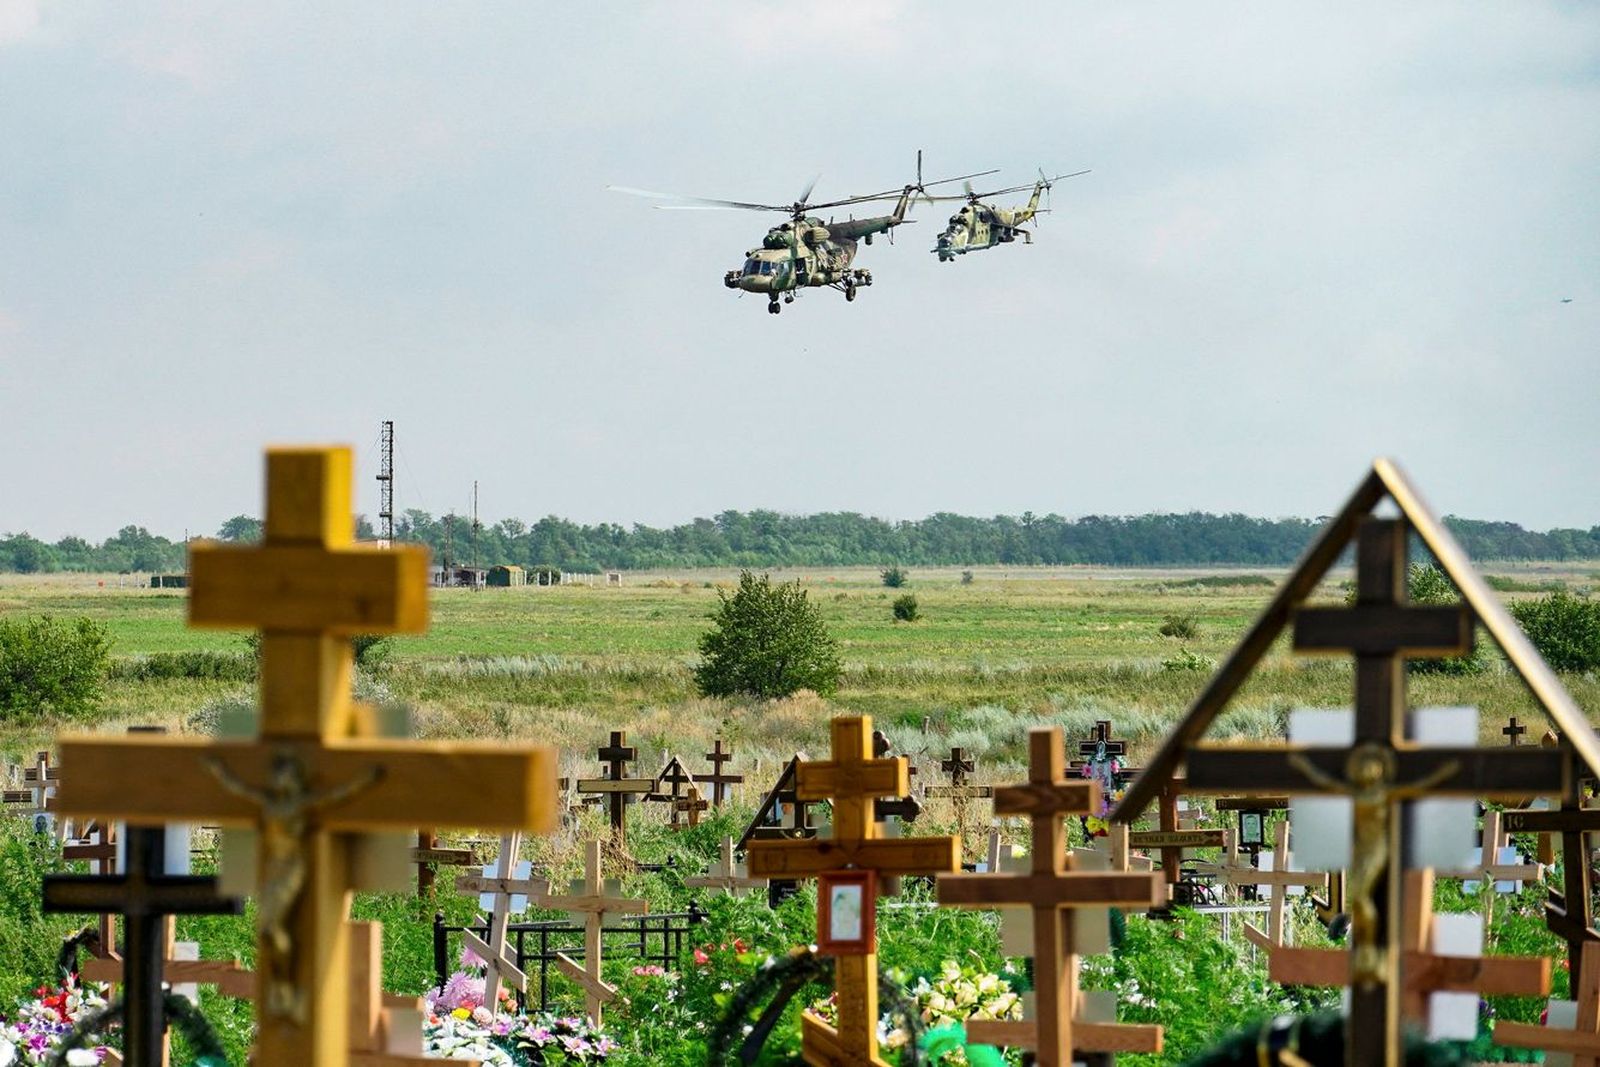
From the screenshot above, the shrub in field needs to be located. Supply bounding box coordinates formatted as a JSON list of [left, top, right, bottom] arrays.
[[881, 565, 909, 588], [892, 594, 920, 622], [1161, 648, 1215, 673], [1347, 564, 1488, 675], [109, 650, 256, 682], [1158, 611, 1199, 639], [694, 571, 841, 699], [960, 569, 974, 585], [0, 615, 110, 722], [1511, 590, 1600, 673]]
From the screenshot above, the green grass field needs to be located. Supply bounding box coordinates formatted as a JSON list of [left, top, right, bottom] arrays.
[[4, 564, 1597, 793]]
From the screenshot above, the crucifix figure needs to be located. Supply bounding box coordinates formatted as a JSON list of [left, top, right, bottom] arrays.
[[746, 716, 960, 1066], [55, 445, 558, 1067], [576, 731, 654, 849], [702, 738, 743, 806], [939, 727, 1164, 1066], [44, 825, 244, 1067], [1115, 461, 1598, 1067]]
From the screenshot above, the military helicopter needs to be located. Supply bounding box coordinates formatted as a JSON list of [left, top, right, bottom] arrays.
[[928, 168, 1089, 262], [611, 155, 996, 314]]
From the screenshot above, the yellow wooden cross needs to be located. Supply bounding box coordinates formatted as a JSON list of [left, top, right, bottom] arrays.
[[56, 446, 558, 1067], [746, 715, 960, 1067], [938, 727, 1164, 1066], [1496, 940, 1600, 1063]]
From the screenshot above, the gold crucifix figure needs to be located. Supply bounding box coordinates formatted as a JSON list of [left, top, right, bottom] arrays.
[[205, 747, 383, 1020]]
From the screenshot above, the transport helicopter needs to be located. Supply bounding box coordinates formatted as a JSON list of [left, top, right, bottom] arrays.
[[928, 169, 1089, 262], [610, 154, 995, 314]]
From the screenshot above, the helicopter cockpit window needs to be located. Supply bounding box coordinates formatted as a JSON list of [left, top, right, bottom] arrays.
[[743, 258, 761, 276]]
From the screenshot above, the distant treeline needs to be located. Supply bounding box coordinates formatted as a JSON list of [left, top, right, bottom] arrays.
[[2, 511, 1597, 575]]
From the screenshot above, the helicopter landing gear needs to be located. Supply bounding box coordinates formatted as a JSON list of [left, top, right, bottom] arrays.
[[767, 297, 780, 315], [844, 281, 857, 302], [783, 293, 795, 304]]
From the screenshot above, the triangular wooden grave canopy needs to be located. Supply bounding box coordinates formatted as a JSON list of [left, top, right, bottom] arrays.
[[1113, 458, 1600, 1067]]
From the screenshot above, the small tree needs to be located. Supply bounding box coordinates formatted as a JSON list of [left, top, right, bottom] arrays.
[[892, 594, 920, 622], [695, 571, 841, 699], [1159, 612, 1199, 639], [0, 615, 111, 722], [1512, 590, 1600, 673], [881, 566, 909, 588]]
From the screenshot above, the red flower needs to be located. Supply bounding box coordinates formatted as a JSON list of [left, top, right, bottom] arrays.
[[693, 948, 710, 965]]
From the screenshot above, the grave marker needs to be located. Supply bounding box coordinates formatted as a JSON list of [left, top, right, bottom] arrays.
[[453, 831, 546, 1011], [1495, 940, 1600, 1065], [54, 445, 559, 1067], [411, 829, 478, 898], [544, 839, 648, 1025], [939, 727, 1164, 1065], [746, 716, 960, 1066], [685, 837, 765, 895], [702, 738, 743, 807], [1116, 460, 1599, 1067], [576, 732, 654, 848]]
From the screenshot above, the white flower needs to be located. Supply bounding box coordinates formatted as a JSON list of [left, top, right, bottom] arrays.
[[0, 1037, 15, 1067]]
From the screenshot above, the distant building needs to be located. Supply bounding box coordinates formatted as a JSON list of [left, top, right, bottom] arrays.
[[487, 565, 526, 587], [429, 565, 487, 588], [150, 574, 189, 589]]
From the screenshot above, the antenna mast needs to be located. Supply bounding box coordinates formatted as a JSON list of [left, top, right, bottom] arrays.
[[471, 481, 481, 574], [376, 419, 394, 547]]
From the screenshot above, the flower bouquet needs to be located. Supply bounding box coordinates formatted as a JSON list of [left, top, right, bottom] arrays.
[[424, 970, 616, 1065], [0, 976, 113, 1066]]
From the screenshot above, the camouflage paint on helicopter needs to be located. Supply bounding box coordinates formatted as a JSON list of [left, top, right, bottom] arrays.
[[931, 169, 1089, 262], [611, 154, 997, 314]]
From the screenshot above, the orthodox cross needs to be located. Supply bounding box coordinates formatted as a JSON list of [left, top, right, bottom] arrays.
[[1504, 740, 1600, 980], [1129, 778, 1223, 896], [1208, 820, 1327, 949], [1504, 716, 1528, 746], [1494, 940, 1600, 1064], [1069, 720, 1140, 782], [44, 824, 244, 1067], [938, 727, 1164, 1066], [685, 837, 766, 895], [926, 746, 994, 803], [702, 738, 743, 806], [453, 831, 546, 1011], [1115, 461, 1597, 1067], [1435, 809, 1542, 935], [576, 731, 654, 848], [746, 716, 960, 1067], [544, 839, 648, 1025], [1271, 869, 1549, 1040], [674, 782, 709, 828], [646, 755, 701, 830], [54, 445, 558, 1067], [411, 829, 478, 898], [4, 749, 64, 835], [62, 820, 119, 955]]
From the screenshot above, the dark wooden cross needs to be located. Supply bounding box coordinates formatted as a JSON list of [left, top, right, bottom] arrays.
[[941, 747, 974, 786], [869, 732, 923, 828], [702, 738, 743, 807], [44, 825, 243, 1067], [1503, 740, 1600, 981], [939, 727, 1164, 1066], [1069, 720, 1141, 783], [1504, 716, 1527, 746], [576, 731, 654, 848], [1180, 518, 1564, 1066]]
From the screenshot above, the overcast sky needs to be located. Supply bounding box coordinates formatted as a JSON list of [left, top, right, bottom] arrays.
[[1, 2, 1596, 541]]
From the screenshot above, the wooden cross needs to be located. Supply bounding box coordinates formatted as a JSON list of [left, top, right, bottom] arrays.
[[938, 727, 1164, 1066], [453, 831, 546, 1011], [348, 920, 465, 1067], [646, 755, 701, 830], [1205, 820, 1327, 949], [44, 824, 244, 1067], [4, 749, 65, 835], [1504, 740, 1600, 981], [674, 781, 709, 828], [54, 445, 558, 1067], [1069, 720, 1141, 781], [1271, 869, 1549, 1039], [62, 820, 119, 955], [685, 837, 766, 895], [544, 839, 648, 1024], [1155, 516, 1568, 1065], [1435, 809, 1542, 934], [926, 746, 995, 802], [576, 731, 654, 848], [1495, 939, 1600, 1064], [746, 716, 960, 1066], [702, 738, 743, 806], [411, 829, 478, 898], [1130, 778, 1224, 892], [1504, 715, 1528, 746]]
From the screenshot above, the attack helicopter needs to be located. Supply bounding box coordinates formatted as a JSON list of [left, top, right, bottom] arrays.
[[928, 168, 1089, 262], [610, 154, 996, 314]]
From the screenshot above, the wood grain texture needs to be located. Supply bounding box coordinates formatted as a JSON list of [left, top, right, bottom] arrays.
[[189, 544, 430, 634]]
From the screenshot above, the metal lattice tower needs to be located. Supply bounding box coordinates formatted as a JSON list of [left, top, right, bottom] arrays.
[[376, 420, 395, 547]]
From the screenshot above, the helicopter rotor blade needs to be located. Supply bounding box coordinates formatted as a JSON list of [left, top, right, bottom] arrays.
[[608, 186, 791, 212], [796, 173, 821, 207]]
